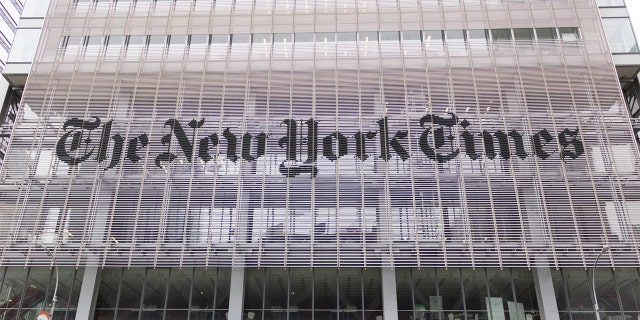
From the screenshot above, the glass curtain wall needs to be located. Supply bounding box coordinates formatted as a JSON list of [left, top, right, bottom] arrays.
[[94, 267, 231, 320], [396, 268, 538, 320], [0, 266, 83, 320], [553, 268, 640, 320], [244, 268, 382, 320]]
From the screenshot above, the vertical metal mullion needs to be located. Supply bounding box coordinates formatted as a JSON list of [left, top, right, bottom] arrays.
[[287, 268, 291, 320], [311, 268, 315, 320], [509, 268, 517, 304], [15, 266, 31, 319], [211, 268, 219, 320], [336, 268, 340, 320], [63, 268, 79, 320], [113, 268, 124, 320], [459, 268, 467, 317], [612, 269, 624, 316], [410, 268, 416, 320], [162, 268, 172, 320], [44, 267, 54, 315], [360, 268, 365, 320], [186, 267, 194, 320], [262, 269, 267, 320], [138, 268, 149, 320], [435, 268, 442, 320], [484, 268, 492, 319], [560, 269, 572, 320], [0, 266, 7, 306]]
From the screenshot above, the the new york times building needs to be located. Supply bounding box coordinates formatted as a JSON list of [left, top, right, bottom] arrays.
[[1, 0, 640, 319]]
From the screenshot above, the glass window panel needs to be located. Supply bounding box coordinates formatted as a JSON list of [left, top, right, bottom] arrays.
[[558, 27, 580, 41], [438, 268, 464, 315], [446, 30, 465, 41], [414, 268, 440, 319], [66, 36, 84, 47], [603, 18, 639, 53], [8, 29, 42, 62], [468, 29, 487, 41], [212, 34, 229, 44], [264, 268, 288, 319], [296, 32, 314, 42], [491, 29, 512, 42], [0, 267, 29, 317], [380, 31, 400, 42], [513, 28, 534, 41], [359, 31, 378, 42], [127, 35, 146, 46], [615, 269, 640, 312], [118, 268, 144, 313], [290, 268, 312, 310], [24, 267, 81, 320], [536, 28, 557, 40], [423, 30, 443, 42], [189, 34, 209, 46], [338, 268, 362, 320], [445, 29, 466, 53], [402, 30, 421, 41], [169, 34, 187, 46], [86, 35, 103, 46], [23, 0, 50, 17], [362, 268, 381, 311], [274, 33, 293, 44], [337, 32, 357, 41], [252, 33, 272, 44], [597, 0, 625, 6], [316, 32, 335, 42], [486, 268, 510, 320], [561, 269, 593, 313], [315, 268, 338, 318], [461, 268, 488, 316], [96, 268, 122, 309], [510, 269, 538, 315], [148, 35, 166, 45], [594, 269, 621, 317], [107, 35, 124, 46], [141, 268, 170, 311], [244, 268, 265, 310], [396, 268, 414, 311], [215, 268, 232, 310], [231, 34, 250, 44], [166, 267, 191, 309]]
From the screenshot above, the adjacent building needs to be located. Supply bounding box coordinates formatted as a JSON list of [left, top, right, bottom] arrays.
[[1, 0, 640, 319]]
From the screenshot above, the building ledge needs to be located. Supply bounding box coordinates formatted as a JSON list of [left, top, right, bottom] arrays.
[[2, 63, 31, 87], [599, 7, 630, 18], [614, 53, 640, 82]]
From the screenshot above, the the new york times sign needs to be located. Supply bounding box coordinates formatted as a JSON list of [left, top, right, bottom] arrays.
[[56, 113, 584, 177]]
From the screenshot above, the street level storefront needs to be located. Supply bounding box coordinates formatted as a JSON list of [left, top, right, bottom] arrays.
[[0, 266, 639, 320]]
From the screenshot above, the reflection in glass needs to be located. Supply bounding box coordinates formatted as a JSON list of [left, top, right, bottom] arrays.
[[491, 29, 512, 42], [513, 28, 534, 41], [536, 28, 557, 40], [603, 18, 639, 53], [559, 27, 580, 41], [316, 32, 335, 42]]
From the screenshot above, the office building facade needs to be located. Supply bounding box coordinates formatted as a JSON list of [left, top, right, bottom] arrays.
[[1, 0, 640, 319]]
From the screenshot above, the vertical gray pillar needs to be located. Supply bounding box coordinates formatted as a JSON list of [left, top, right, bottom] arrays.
[[228, 267, 246, 320], [381, 267, 398, 320], [532, 267, 560, 320], [74, 266, 101, 320]]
